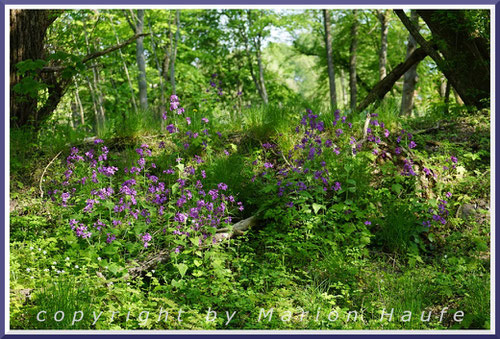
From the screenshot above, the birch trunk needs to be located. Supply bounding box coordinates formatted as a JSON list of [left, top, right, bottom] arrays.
[[109, 17, 138, 114], [147, 16, 166, 114], [377, 10, 390, 81], [255, 36, 269, 104], [170, 10, 180, 96], [323, 9, 337, 110], [135, 10, 148, 110], [73, 77, 85, 125], [349, 10, 358, 111]]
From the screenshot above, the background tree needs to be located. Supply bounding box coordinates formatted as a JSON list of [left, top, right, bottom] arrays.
[[124, 9, 148, 110], [377, 9, 390, 80], [349, 10, 358, 110], [396, 9, 490, 109], [400, 10, 419, 116], [323, 9, 337, 110]]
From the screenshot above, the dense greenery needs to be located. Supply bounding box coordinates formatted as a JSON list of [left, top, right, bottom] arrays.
[[10, 8, 490, 331]]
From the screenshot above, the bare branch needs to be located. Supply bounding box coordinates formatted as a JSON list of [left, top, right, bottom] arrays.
[[40, 33, 149, 73]]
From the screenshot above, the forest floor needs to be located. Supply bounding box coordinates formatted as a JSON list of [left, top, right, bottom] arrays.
[[9, 106, 491, 330]]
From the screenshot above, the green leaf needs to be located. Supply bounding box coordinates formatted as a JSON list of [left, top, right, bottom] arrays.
[[428, 233, 435, 243], [175, 263, 188, 278], [193, 259, 202, 267], [391, 184, 403, 194], [312, 203, 325, 214]]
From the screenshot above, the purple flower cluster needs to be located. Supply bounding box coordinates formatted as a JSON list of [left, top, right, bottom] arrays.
[[51, 133, 244, 254]]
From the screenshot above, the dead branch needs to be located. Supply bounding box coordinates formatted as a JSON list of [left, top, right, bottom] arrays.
[[39, 151, 62, 198], [41, 33, 149, 73], [124, 215, 258, 279]]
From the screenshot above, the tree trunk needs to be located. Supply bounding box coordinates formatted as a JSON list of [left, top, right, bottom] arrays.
[[340, 69, 347, 108], [10, 9, 61, 128], [349, 9, 358, 111], [110, 16, 138, 115], [439, 76, 447, 97], [356, 47, 427, 112], [377, 10, 390, 81], [396, 10, 490, 109], [73, 77, 85, 125], [444, 80, 451, 114], [135, 10, 148, 110], [170, 10, 180, 96], [11, 9, 146, 130], [84, 28, 106, 132], [162, 13, 173, 92], [244, 39, 262, 101], [148, 16, 166, 115], [453, 88, 464, 106], [91, 65, 105, 132], [323, 9, 337, 110], [400, 10, 419, 116], [255, 36, 269, 104], [84, 75, 99, 133]]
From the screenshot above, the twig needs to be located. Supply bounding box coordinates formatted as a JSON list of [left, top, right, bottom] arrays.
[[39, 151, 62, 198]]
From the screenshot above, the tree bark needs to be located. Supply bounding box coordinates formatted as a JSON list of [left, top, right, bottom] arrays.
[[73, 77, 85, 126], [255, 36, 269, 104], [340, 69, 347, 108], [135, 10, 148, 111], [84, 74, 99, 133], [395, 9, 490, 109], [349, 10, 358, 110], [10, 9, 62, 127], [148, 16, 166, 115], [84, 28, 106, 132], [356, 47, 427, 112], [453, 88, 464, 106], [170, 10, 180, 96], [400, 10, 419, 116], [110, 16, 138, 115], [323, 9, 337, 110], [377, 10, 390, 81], [444, 79, 451, 114], [162, 13, 174, 93], [11, 9, 147, 129]]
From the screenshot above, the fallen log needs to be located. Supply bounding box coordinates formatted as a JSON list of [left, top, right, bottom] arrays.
[[124, 215, 258, 280]]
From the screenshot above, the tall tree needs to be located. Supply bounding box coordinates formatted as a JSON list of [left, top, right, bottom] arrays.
[[10, 9, 147, 129], [170, 10, 180, 96], [147, 14, 166, 113], [226, 9, 272, 104], [109, 14, 138, 115], [395, 9, 490, 109], [400, 10, 419, 116], [83, 26, 106, 131], [10, 9, 62, 127], [323, 9, 337, 110], [349, 10, 358, 110], [377, 10, 390, 81], [125, 9, 148, 110]]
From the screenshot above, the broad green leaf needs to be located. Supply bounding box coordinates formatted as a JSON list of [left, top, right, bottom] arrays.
[[175, 263, 188, 277]]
